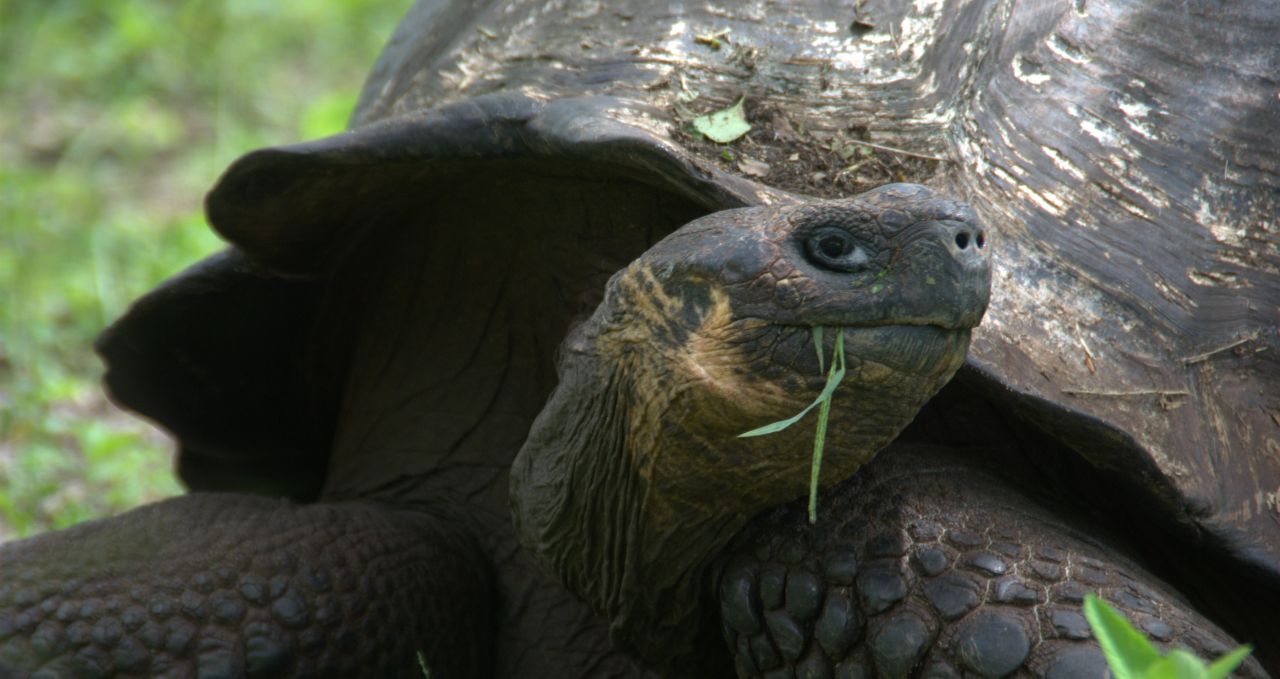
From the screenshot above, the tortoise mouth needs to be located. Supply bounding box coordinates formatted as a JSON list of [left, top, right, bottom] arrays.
[[769, 323, 970, 378], [770, 313, 981, 334]]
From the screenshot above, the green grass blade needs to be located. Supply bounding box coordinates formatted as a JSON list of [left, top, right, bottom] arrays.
[[747, 326, 844, 433], [738, 394, 827, 437], [1205, 645, 1252, 679], [741, 327, 846, 526], [813, 325, 825, 372], [739, 359, 846, 437], [807, 328, 843, 524], [808, 387, 832, 524], [835, 326, 846, 371], [1084, 594, 1162, 679]]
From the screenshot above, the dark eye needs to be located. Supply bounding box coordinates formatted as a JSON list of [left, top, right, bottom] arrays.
[[805, 227, 870, 272], [818, 234, 849, 258]]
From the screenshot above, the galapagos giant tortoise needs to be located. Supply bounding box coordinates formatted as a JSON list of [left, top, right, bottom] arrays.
[[2, 0, 1278, 677]]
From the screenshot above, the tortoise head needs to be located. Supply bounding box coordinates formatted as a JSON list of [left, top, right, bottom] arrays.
[[510, 182, 990, 671]]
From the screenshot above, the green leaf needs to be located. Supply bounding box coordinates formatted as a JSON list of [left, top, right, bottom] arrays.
[[1205, 645, 1252, 679], [692, 97, 751, 143], [1143, 650, 1209, 679], [1084, 594, 1162, 679]]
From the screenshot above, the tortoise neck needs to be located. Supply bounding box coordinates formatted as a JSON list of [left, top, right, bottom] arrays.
[[509, 329, 747, 675]]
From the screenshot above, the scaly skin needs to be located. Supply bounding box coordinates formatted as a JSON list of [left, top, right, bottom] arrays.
[[512, 183, 992, 677], [0, 495, 492, 678], [717, 445, 1266, 679]]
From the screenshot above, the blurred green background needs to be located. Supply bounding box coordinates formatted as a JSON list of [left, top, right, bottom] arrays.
[[0, 0, 413, 540]]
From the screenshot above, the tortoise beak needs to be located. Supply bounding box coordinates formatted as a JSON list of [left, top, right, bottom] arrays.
[[922, 216, 992, 329]]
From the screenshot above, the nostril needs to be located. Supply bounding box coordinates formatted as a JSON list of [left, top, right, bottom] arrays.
[[955, 231, 971, 250], [976, 231, 986, 249]]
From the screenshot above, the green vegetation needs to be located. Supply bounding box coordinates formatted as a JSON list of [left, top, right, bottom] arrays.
[[692, 96, 751, 144], [740, 327, 847, 524], [0, 0, 412, 539], [1085, 594, 1252, 679]]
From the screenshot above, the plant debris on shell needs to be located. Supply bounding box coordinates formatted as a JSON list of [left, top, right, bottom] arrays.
[[676, 97, 943, 198]]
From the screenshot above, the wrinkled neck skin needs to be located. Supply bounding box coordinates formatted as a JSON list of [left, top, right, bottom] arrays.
[[510, 314, 753, 674], [511, 255, 970, 672]]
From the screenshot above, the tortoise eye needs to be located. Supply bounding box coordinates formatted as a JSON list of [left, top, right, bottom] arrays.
[[805, 227, 869, 272], [819, 234, 850, 258]]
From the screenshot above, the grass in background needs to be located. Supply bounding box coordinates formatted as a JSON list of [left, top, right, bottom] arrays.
[[0, 0, 412, 539]]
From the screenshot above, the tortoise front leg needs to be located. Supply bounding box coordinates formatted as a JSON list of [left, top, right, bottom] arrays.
[[715, 445, 1265, 679], [0, 494, 492, 678]]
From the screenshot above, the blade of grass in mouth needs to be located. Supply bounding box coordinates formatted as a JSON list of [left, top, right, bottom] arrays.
[[739, 327, 847, 524], [813, 325, 824, 372]]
